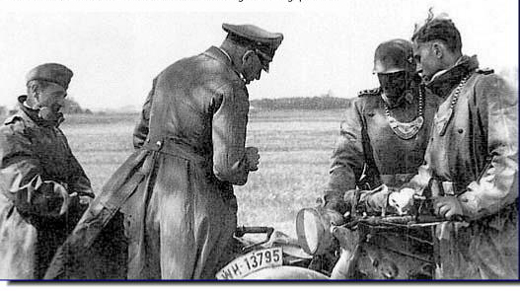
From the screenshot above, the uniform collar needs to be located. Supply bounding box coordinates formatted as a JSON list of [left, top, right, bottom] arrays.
[[425, 55, 479, 98], [216, 47, 232, 63], [204, 46, 245, 83], [17, 95, 64, 127], [204, 46, 234, 69], [382, 91, 413, 108]]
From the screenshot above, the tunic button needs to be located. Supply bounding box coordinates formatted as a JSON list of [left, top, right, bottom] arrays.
[[458, 129, 464, 134]]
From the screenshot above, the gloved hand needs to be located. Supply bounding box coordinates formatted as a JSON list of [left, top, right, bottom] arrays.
[[52, 182, 70, 216], [387, 187, 415, 215], [323, 190, 349, 215], [58, 192, 92, 232], [433, 196, 463, 219], [343, 189, 359, 211], [358, 184, 390, 214]]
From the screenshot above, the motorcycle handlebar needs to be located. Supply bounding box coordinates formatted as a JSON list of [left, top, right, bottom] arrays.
[[235, 226, 274, 238]]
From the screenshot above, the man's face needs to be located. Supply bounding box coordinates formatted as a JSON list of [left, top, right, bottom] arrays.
[[37, 83, 67, 113], [377, 71, 408, 98], [412, 41, 443, 80], [242, 51, 264, 85]]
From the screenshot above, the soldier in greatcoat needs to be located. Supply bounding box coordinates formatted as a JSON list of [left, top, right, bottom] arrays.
[[46, 23, 283, 280], [0, 63, 94, 279], [400, 13, 518, 279]]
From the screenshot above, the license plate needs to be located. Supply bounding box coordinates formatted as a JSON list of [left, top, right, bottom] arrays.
[[216, 247, 283, 280]]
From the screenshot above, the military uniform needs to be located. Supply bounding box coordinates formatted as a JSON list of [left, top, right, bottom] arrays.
[[45, 24, 283, 280], [325, 81, 442, 279], [0, 97, 93, 279], [326, 82, 442, 200], [404, 55, 518, 279], [324, 39, 444, 279]]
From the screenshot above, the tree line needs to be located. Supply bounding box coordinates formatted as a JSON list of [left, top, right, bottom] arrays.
[[250, 96, 353, 111], [0, 98, 92, 120], [1, 96, 354, 121]]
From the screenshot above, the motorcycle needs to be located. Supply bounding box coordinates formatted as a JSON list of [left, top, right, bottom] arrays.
[[295, 185, 462, 280], [296, 207, 440, 279], [217, 185, 456, 280]]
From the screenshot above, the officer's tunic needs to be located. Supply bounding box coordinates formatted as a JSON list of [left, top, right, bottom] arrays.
[[46, 46, 253, 280], [405, 55, 518, 279], [0, 101, 93, 279]]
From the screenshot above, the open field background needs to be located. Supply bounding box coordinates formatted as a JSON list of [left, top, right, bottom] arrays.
[[60, 109, 346, 237]]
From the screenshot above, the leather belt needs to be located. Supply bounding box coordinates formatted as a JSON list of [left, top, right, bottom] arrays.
[[142, 137, 208, 165]]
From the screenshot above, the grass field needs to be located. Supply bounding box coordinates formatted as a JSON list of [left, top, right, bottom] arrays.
[[60, 109, 346, 236]]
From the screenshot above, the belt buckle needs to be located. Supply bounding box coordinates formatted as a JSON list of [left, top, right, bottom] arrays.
[[442, 181, 455, 196]]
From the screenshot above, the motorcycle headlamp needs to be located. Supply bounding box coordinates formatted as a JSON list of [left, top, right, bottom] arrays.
[[296, 207, 344, 255]]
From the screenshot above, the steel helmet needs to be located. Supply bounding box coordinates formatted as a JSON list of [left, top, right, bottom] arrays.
[[373, 39, 416, 74]]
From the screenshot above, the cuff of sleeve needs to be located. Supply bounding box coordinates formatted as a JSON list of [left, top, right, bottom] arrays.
[[78, 192, 95, 198], [324, 189, 344, 202], [458, 182, 483, 219], [213, 155, 249, 185]]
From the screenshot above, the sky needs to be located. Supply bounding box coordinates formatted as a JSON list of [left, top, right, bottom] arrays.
[[0, 0, 517, 111]]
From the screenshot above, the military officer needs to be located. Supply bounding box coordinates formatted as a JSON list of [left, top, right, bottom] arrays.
[[400, 13, 518, 279], [323, 39, 443, 279], [0, 63, 94, 279], [45, 23, 283, 280]]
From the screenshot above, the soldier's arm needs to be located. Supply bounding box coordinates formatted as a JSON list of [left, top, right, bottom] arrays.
[[133, 78, 156, 149], [0, 123, 73, 218], [211, 82, 250, 186], [324, 99, 367, 211], [65, 148, 94, 199], [458, 75, 518, 220]]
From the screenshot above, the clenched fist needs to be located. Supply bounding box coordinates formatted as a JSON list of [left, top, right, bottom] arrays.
[[245, 146, 260, 172]]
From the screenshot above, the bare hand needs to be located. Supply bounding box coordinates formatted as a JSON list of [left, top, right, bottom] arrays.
[[245, 146, 260, 172], [434, 196, 463, 219]]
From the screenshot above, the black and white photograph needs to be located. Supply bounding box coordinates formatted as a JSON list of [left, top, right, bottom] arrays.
[[0, 0, 517, 282]]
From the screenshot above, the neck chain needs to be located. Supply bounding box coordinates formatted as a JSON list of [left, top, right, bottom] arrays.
[[437, 73, 471, 136], [384, 87, 424, 140]]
